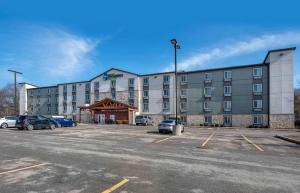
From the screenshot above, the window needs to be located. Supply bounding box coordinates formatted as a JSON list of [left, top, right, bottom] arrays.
[[47, 105, 51, 113], [163, 101, 169, 110], [63, 94, 67, 101], [110, 80, 116, 88], [163, 75, 170, 83], [129, 78, 134, 86], [204, 101, 211, 111], [63, 85, 67, 92], [204, 115, 212, 124], [253, 115, 263, 125], [111, 89, 116, 99], [204, 87, 212, 97], [224, 71, 232, 80], [85, 83, 90, 91], [72, 102, 76, 113], [129, 90, 134, 98], [180, 89, 187, 96], [253, 67, 262, 77], [72, 84, 76, 92], [63, 104, 67, 113], [180, 101, 187, 111], [47, 97, 50, 103], [223, 115, 232, 126], [253, 84, 263, 93], [204, 73, 212, 81], [253, 100, 263, 109], [55, 104, 58, 112], [143, 78, 149, 86], [95, 92, 99, 100], [143, 90, 149, 97], [224, 85, 232, 96], [47, 88, 50, 93], [85, 94, 90, 103], [223, 101, 232, 111], [72, 94, 76, 101], [94, 82, 99, 90], [143, 102, 149, 112], [163, 89, 169, 96], [181, 75, 187, 83]]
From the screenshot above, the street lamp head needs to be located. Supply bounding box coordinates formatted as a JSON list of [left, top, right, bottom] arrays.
[[176, 44, 180, 49], [170, 38, 177, 45]]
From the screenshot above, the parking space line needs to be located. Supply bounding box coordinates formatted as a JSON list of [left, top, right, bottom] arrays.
[[199, 132, 216, 148], [241, 134, 264, 152], [154, 136, 175, 144], [101, 178, 129, 193], [0, 163, 49, 176]]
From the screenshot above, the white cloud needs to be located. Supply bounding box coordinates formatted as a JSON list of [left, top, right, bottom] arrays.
[[0, 25, 100, 86], [163, 31, 300, 72]]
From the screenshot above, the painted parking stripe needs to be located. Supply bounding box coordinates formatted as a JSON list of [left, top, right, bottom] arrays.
[[0, 163, 48, 176], [154, 136, 175, 144], [199, 132, 216, 148], [241, 134, 264, 152], [101, 178, 129, 193]]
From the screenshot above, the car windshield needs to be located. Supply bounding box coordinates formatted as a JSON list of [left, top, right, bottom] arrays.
[[136, 116, 144, 119], [162, 120, 174, 124]]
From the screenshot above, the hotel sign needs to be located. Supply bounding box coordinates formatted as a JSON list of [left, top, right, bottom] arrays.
[[103, 72, 123, 81]]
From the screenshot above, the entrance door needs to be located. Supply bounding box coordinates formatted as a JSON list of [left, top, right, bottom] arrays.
[[109, 114, 116, 124], [100, 114, 105, 124]]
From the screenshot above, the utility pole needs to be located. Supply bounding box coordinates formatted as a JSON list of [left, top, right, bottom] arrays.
[[8, 70, 23, 115]]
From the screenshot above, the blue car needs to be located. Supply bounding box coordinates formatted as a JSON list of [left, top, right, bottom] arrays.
[[52, 118, 76, 127]]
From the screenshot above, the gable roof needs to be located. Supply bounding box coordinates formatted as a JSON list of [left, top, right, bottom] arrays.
[[79, 98, 137, 110], [263, 47, 296, 63], [89, 68, 139, 81]]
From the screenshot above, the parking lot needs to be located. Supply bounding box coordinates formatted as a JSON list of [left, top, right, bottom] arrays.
[[0, 125, 299, 193]]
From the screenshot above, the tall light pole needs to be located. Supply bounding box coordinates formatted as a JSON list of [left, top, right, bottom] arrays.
[[170, 38, 180, 126], [8, 70, 23, 115]]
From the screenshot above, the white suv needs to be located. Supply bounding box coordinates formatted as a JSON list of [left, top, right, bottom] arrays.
[[0, 116, 17, 128]]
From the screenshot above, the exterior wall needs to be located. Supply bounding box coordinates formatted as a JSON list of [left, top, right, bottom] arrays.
[[19, 83, 37, 115], [295, 89, 300, 121], [266, 49, 295, 128], [269, 115, 294, 129]]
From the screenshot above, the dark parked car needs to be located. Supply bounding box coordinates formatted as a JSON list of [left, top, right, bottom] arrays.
[[16, 115, 56, 130]]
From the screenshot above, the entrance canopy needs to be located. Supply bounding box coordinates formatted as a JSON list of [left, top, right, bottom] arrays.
[[78, 98, 137, 124]]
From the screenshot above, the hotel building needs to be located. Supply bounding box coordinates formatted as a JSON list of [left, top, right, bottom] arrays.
[[19, 47, 296, 128]]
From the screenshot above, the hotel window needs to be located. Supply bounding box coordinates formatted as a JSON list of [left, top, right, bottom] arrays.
[[204, 115, 212, 124], [111, 80, 116, 88], [47, 106, 51, 114], [94, 81, 99, 89], [143, 77, 149, 86], [128, 78, 134, 86], [163, 101, 169, 110], [204, 101, 211, 111], [85, 83, 90, 91], [55, 104, 58, 112], [253, 115, 263, 125], [47, 97, 50, 103], [253, 84, 262, 94], [129, 90, 134, 98], [223, 115, 232, 126], [163, 75, 170, 83], [72, 102, 76, 113], [253, 67, 262, 78], [72, 94, 76, 101], [47, 88, 50, 94], [253, 100, 263, 109], [224, 71, 232, 81], [181, 75, 187, 83], [63, 104, 67, 113], [143, 102, 149, 112], [63, 85, 67, 92], [204, 73, 212, 81], [204, 87, 212, 97], [95, 92, 99, 100], [85, 94, 90, 104], [224, 85, 232, 96], [180, 89, 187, 96], [180, 101, 187, 112], [63, 94, 67, 101], [111, 89, 116, 99], [163, 89, 169, 96], [223, 101, 232, 111], [72, 84, 76, 92], [143, 90, 149, 97]]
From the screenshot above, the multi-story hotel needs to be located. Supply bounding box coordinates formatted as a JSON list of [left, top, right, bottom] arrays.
[[19, 47, 296, 128]]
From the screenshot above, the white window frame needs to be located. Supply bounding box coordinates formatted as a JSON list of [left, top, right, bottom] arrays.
[[128, 78, 134, 86], [224, 85, 232, 96], [180, 101, 187, 111], [224, 71, 232, 80], [223, 101, 232, 111], [223, 115, 232, 125], [204, 73, 212, 81], [204, 101, 211, 111], [181, 75, 187, 83], [143, 77, 149, 86], [129, 90, 134, 98], [253, 115, 263, 125], [253, 84, 263, 93], [143, 90, 149, 97], [204, 115, 212, 124], [72, 102, 76, 113], [143, 102, 149, 112], [204, 87, 212, 97], [163, 89, 169, 96], [163, 101, 169, 110], [163, 75, 170, 83], [253, 67, 263, 78], [253, 100, 263, 109], [180, 89, 187, 96]]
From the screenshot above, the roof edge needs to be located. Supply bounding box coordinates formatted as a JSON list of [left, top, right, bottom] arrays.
[[263, 47, 296, 63]]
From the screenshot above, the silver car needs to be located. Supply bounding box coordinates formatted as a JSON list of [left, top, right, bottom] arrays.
[[135, 116, 153, 126], [0, 116, 18, 128], [158, 120, 184, 133]]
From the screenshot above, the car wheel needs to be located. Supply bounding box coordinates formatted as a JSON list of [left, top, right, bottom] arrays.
[[1, 123, 8, 129], [27, 124, 34, 131], [50, 124, 55, 130], [18, 127, 24, 130]]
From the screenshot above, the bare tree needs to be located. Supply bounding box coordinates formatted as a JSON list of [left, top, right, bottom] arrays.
[[0, 83, 19, 116]]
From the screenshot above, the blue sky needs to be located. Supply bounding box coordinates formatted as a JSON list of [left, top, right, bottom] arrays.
[[0, 0, 299, 88]]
